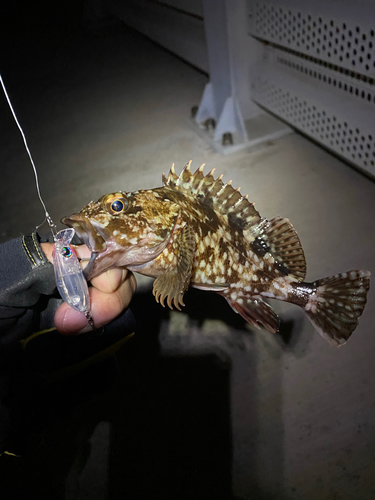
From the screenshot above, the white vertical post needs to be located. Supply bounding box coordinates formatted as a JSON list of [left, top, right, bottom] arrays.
[[196, 0, 290, 150]]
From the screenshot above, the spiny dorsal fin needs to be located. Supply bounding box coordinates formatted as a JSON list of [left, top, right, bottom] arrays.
[[163, 162, 261, 230], [252, 217, 307, 281]]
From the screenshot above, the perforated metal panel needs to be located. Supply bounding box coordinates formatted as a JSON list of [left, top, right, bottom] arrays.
[[251, 1, 375, 77], [248, 0, 375, 177]]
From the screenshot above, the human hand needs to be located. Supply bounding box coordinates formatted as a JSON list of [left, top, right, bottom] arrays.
[[41, 242, 136, 335]]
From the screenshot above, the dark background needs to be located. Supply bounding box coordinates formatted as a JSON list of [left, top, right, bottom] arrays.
[[0, 2, 375, 499]]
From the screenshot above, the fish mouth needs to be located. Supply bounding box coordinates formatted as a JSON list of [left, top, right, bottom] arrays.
[[61, 213, 178, 281], [61, 214, 107, 252], [61, 213, 108, 280]]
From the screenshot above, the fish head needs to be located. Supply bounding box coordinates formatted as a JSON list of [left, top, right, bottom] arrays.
[[61, 189, 180, 279]]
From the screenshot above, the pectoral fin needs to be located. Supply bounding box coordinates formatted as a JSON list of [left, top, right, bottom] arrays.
[[153, 225, 196, 310]]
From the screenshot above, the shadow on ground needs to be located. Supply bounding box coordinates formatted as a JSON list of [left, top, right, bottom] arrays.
[[0, 292, 234, 500], [0, 287, 296, 499]]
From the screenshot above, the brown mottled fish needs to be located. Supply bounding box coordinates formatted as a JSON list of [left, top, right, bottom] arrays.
[[62, 162, 370, 346]]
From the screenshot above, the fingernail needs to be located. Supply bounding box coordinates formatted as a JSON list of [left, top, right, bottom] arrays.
[[60, 308, 89, 335], [80, 260, 88, 271], [77, 324, 93, 334]]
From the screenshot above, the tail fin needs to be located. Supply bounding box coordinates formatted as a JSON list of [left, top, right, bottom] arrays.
[[304, 270, 370, 346]]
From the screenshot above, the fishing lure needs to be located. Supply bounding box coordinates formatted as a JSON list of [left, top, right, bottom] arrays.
[[53, 228, 92, 324], [0, 73, 93, 328]]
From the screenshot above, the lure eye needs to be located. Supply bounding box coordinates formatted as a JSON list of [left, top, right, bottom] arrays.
[[61, 246, 72, 258], [105, 196, 129, 215]]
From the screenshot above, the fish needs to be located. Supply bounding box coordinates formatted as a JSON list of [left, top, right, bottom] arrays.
[[61, 161, 371, 347]]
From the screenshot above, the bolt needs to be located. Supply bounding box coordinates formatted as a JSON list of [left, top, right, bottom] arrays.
[[204, 118, 216, 130], [191, 106, 198, 119], [222, 132, 233, 146]]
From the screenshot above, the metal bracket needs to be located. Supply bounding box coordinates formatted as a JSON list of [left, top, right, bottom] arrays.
[[213, 95, 248, 143], [195, 83, 217, 124]]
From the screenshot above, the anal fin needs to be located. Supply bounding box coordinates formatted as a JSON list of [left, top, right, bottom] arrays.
[[224, 294, 280, 333], [191, 282, 229, 292], [153, 225, 196, 310]]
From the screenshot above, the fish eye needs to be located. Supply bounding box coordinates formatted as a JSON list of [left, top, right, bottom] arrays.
[[111, 199, 125, 212], [105, 196, 129, 214]]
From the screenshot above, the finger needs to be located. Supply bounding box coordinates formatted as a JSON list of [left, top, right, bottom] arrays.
[[90, 268, 128, 294], [40, 242, 54, 264], [74, 245, 128, 293], [72, 244, 91, 260], [54, 272, 136, 335], [43, 243, 123, 293]]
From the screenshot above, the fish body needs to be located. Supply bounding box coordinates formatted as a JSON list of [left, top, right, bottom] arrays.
[[62, 162, 370, 346]]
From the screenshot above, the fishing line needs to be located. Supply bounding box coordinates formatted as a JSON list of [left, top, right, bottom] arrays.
[[0, 73, 56, 236], [0, 72, 94, 329]]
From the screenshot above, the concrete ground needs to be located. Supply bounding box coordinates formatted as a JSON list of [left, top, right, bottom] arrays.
[[0, 19, 375, 500]]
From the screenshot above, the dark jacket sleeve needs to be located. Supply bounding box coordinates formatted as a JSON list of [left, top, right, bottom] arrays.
[[0, 232, 56, 343], [0, 233, 136, 457]]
